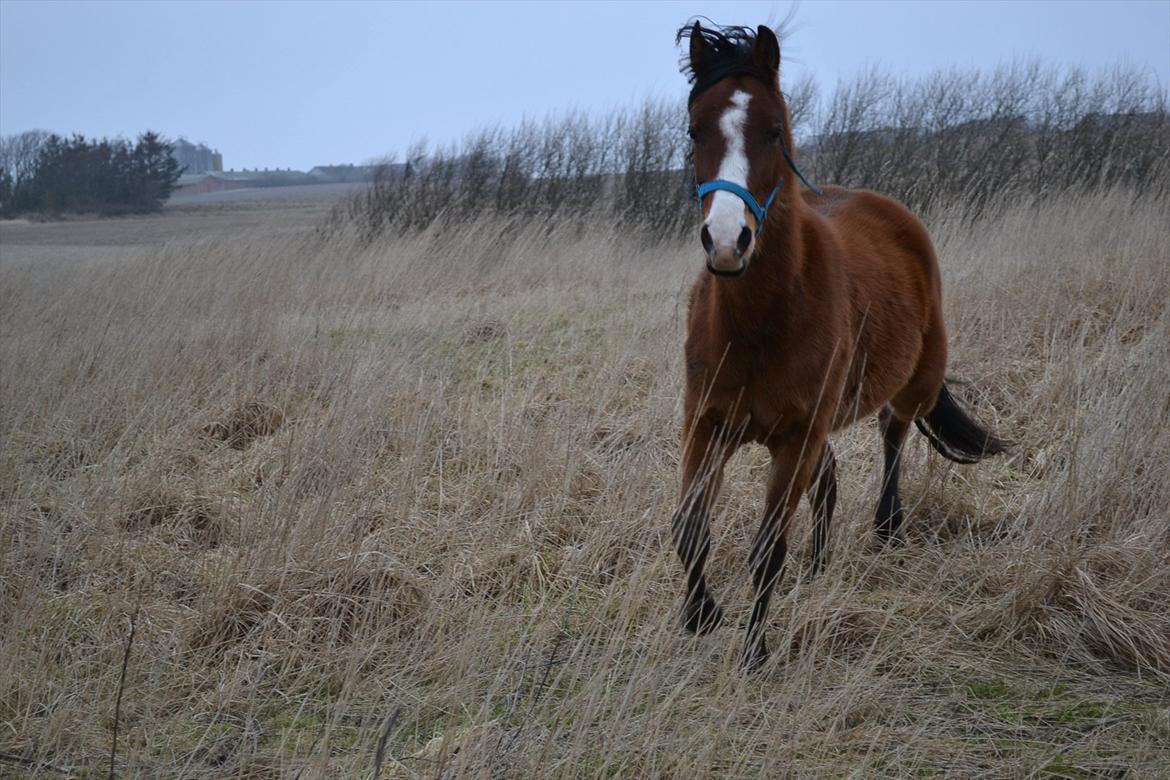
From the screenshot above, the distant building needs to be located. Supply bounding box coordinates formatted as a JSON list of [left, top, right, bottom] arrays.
[[167, 157, 401, 199], [172, 173, 246, 196], [171, 138, 223, 174], [308, 164, 381, 183], [170, 168, 317, 196]]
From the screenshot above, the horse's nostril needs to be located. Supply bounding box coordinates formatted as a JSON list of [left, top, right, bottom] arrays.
[[736, 226, 752, 256], [700, 225, 714, 254]]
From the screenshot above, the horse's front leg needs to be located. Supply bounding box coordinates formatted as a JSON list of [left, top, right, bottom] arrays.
[[671, 418, 732, 635], [743, 434, 827, 670]]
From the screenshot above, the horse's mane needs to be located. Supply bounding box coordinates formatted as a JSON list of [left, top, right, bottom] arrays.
[[675, 20, 779, 107]]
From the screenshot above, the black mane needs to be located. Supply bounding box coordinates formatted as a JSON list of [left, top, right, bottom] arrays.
[[675, 21, 774, 107]]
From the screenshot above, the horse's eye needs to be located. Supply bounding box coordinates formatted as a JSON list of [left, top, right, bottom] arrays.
[[768, 129, 784, 144], [687, 128, 698, 141]]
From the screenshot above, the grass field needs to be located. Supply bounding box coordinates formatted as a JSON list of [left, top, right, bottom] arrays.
[[2, 189, 1169, 778]]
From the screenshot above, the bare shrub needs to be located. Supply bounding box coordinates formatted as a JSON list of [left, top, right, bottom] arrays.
[[333, 61, 1167, 242], [805, 61, 1170, 214]]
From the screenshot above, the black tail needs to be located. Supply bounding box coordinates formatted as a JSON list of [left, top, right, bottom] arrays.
[[914, 382, 1011, 464]]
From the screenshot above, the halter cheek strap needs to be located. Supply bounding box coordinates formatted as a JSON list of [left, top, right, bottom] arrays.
[[695, 181, 779, 236]]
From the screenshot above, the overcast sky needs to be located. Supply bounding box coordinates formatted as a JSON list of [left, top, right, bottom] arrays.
[[1, 0, 1167, 171]]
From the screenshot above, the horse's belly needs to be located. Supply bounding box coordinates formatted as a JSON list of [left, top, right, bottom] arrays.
[[834, 330, 923, 427]]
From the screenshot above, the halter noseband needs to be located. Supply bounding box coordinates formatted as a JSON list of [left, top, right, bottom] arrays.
[[695, 141, 822, 237], [695, 181, 778, 237]]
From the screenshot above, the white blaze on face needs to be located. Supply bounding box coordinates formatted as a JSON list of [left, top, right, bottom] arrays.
[[705, 90, 752, 249]]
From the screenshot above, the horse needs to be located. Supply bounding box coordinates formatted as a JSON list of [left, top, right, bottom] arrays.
[[670, 21, 1010, 671]]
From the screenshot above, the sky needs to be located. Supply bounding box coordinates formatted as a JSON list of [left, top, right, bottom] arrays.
[[1, 0, 1167, 171]]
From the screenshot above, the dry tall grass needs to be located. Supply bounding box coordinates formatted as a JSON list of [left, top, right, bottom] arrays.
[[2, 189, 1169, 778]]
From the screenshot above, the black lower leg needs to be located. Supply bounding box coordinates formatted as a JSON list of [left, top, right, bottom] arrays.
[[808, 446, 838, 578], [672, 505, 723, 634], [743, 525, 788, 670], [876, 408, 909, 543]]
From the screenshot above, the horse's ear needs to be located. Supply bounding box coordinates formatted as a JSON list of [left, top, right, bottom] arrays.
[[753, 25, 780, 83], [689, 22, 707, 71]]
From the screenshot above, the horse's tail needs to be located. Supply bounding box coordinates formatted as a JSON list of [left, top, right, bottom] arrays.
[[914, 382, 1011, 464]]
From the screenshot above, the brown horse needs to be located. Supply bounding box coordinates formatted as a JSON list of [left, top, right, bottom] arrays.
[[671, 22, 1009, 671]]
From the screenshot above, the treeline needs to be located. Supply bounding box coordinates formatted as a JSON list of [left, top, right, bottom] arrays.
[[0, 131, 182, 217], [334, 62, 1168, 241]]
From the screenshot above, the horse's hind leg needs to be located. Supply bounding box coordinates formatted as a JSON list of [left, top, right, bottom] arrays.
[[875, 406, 911, 544], [807, 444, 837, 578], [672, 420, 730, 635]]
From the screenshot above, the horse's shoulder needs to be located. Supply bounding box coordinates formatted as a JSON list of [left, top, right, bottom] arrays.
[[808, 187, 934, 256], [801, 185, 851, 219], [806, 186, 915, 224]]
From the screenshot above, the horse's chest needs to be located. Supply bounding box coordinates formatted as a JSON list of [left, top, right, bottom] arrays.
[[687, 343, 809, 437]]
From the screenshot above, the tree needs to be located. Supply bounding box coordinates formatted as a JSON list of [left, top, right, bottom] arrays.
[[0, 166, 12, 209], [133, 131, 182, 209], [0, 130, 183, 217], [0, 129, 51, 183]]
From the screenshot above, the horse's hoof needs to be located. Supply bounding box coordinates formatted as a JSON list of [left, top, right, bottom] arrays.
[[874, 506, 905, 545], [741, 641, 771, 673], [681, 595, 724, 635], [872, 529, 906, 549]]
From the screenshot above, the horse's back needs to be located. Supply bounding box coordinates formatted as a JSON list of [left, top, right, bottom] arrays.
[[804, 186, 948, 422]]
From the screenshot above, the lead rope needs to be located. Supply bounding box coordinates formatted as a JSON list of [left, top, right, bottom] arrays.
[[781, 140, 822, 196]]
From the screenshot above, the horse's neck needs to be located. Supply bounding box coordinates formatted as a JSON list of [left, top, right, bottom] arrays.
[[715, 204, 808, 330]]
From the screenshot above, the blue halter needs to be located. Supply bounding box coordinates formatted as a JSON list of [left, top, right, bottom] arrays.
[[695, 143, 822, 237], [695, 181, 778, 236]]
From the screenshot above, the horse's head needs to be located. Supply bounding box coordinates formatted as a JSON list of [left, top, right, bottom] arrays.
[[681, 22, 794, 277]]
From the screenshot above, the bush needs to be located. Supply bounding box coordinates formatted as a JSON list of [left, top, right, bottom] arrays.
[[0, 131, 182, 217]]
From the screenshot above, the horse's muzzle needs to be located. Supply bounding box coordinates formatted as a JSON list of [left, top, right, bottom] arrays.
[[706, 260, 748, 277], [702, 224, 753, 276]]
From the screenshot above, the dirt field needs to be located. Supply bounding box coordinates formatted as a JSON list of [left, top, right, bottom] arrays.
[[2, 191, 1168, 778], [0, 199, 334, 270], [168, 182, 369, 207]]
